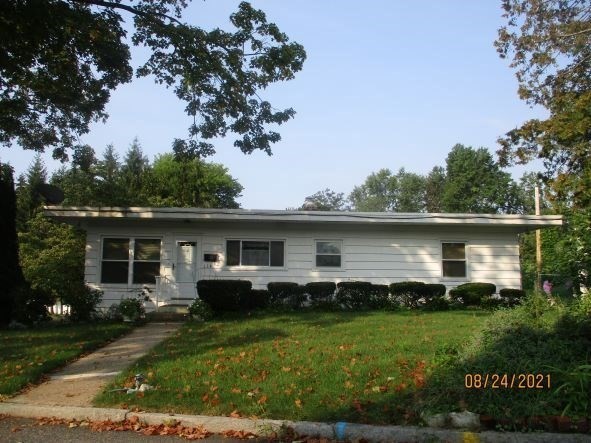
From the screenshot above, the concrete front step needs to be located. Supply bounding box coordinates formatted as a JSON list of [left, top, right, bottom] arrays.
[[147, 308, 188, 322]]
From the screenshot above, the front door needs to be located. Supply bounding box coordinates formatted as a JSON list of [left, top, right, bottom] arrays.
[[175, 239, 198, 301]]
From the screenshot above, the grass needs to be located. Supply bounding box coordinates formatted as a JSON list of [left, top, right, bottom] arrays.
[[0, 322, 132, 397], [94, 310, 489, 424], [419, 294, 591, 424]]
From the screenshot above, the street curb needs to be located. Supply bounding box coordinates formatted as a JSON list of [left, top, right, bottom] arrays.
[[1, 402, 590, 442]]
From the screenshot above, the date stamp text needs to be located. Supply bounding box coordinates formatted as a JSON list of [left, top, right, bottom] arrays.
[[465, 373, 551, 389]]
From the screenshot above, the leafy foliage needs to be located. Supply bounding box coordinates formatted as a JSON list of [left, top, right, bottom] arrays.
[[196, 280, 252, 312], [188, 299, 213, 322], [389, 281, 428, 308], [300, 188, 350, 211], [267, 282, 306, 309], [304, 282, 336, 307], [149, 153, 243, 208], [442, 144, 522, 213], [448, 282, 496, 307], [64, 286, 103, 322], [496, 0, 591, 208], [421, 294, 591, 422], [349, 168, 426, 212], [18, 213, 86, 304], [0, 0, 306, 159]]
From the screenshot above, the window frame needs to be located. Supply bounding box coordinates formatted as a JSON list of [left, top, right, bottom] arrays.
[[100, 236, 162, 285], [224, 238, 286, 269], [314, 239, 343, 270], [440, 241, 469, 280]]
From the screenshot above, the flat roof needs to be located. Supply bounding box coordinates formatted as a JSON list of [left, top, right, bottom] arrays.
[[44, 206, 563, 229]]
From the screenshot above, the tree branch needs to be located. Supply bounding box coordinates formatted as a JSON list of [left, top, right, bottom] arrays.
[[71, 0, 184, 26], [556, 27, 591, 39]]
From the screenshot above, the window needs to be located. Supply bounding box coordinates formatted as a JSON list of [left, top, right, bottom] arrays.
[[101, 238, 161, 284], [316, 240, 342, 267], [226, 240, 284, 267], [133, 239, 161, 284], [442, 242, 467, 278], [101, 238, 129, 283]]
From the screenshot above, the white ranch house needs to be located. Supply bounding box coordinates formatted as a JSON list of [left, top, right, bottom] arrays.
[[45, 207, 562, 310]]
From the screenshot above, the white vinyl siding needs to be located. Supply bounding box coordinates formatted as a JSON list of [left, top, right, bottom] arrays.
[[83, 223, 523, 308]]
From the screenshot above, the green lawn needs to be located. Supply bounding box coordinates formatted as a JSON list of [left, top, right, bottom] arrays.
[[94, 310, 489, 424], [0, 322, 132, 397]]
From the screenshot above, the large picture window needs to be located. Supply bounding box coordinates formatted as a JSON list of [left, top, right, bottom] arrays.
[[226, 240, 284, 267], [316, 240, 342, 268], [442, 242, 467, 278], [101, 238, 161, 284]]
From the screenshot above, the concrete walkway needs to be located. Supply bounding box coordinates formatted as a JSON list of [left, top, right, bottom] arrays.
[[7, 322, 182, 407]]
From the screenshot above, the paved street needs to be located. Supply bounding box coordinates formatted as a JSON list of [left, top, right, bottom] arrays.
[[0, 416, 259, 443]]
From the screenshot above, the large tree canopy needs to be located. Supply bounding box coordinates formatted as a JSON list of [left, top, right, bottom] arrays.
[[0, 0, 306, 159], [495, 0, 591, 207]]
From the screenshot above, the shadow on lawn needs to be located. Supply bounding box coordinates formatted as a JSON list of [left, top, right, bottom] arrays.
[[304, 309, 591, 429]]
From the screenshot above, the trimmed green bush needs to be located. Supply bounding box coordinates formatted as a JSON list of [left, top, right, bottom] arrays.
[[305, 282, 336, 307], [369, 284, 391, 309], [267, 282, 307, 309], [424, 283, 446, 299], [424, 296, 450, 311], [336, 281, 372, 309], [449, 282, 496, 307], [499, 288, 526, 307], [389, 281, 427, 308], [481, 296, 504, 310], [197, 279, 252, 312], [246, 289, 271, 310]]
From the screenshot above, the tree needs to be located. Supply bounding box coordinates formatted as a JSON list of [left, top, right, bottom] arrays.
[[349, 168, 426, 212], [395, 168, 426, 212], [119, 138, 150, 206], [441, 144, 522, 213], [0, 0, 306, 160], [495, 0, 591, 208], [496, 1, 591, 290], [149, 153, 243, 208], [18, 213, 86, 307], [425, 166, 446, 212], [16, 154, 47, 230], [51, 145, 100, 206], [95, 144, 125, 206], [349, 169, 398, 212], [0, 163, 23, 325], [300, 188, 350, 211]]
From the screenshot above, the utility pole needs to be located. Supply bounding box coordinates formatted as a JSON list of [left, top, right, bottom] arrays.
[[535, 185, 542, 292]]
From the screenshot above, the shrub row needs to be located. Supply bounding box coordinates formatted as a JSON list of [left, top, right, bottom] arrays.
[[196, 279, 527, 313]]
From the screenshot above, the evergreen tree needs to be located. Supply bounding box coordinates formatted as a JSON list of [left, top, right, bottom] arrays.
[[120, 138, 150, 205], [16, 154, 47, 231]]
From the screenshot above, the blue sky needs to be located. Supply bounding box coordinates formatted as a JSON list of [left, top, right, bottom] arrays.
[[2, 1, 545, 209]]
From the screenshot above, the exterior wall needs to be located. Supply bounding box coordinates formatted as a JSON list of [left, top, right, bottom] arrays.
[[83, 221, 522, 308]]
